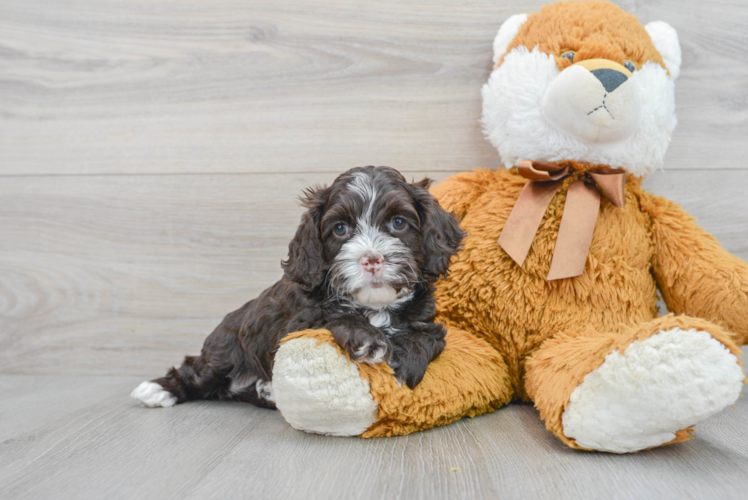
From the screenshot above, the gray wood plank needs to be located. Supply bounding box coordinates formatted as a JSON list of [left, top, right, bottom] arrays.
[[0, 0, 746, 176], [0, 375, 746, 500], [1, 1, 747, 498], [2, 170, 747, 376]]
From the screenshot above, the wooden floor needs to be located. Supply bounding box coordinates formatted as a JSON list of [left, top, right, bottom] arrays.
[[2, 0, 748, 498], [0, 375, 746, 500]]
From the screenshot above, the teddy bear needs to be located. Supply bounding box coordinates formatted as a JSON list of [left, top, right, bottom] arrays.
[[270, 0, 748, 453]]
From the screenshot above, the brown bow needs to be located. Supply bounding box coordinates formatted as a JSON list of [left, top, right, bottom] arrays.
[[497, 160, 626, 281]]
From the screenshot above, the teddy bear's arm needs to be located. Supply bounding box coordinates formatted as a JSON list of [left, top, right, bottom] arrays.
[[429, 169, 495, 221], [640, 191, 748, 345]]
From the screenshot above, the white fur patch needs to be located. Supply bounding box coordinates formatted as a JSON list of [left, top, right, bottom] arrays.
[[353, 338, 389, 364], [368, 310, 391, 329], [348, 171, 378, 213], [355, 285, 398, 306], [482, 47, 677, 178], [131, 381, 178, 408], [562, 328, 744, 453], [272, 338, 379, 436], [645, 21, 682, 79], [492, 13, 528, 63], [256, 380, 275, 403], [384, 327, 400, 337]]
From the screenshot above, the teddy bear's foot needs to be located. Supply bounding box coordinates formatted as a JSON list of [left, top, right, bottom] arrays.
[[561, 327, 743, 453], [274, 327, 514, 437], [272, 332, 379, 437]]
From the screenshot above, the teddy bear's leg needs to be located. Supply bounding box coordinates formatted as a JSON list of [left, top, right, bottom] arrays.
[[272, 326, 513, 437], [525, 315, 745, 453]]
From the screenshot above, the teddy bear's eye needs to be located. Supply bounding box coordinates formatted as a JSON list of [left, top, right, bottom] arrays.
[[624, 60, 637, 73], [561, 51, 575, 62]]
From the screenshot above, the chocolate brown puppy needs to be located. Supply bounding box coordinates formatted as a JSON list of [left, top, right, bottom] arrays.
[[131, 166, 464, 409]]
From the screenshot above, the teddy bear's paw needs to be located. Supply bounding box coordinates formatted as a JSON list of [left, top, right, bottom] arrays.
[[272, 337, 379, 436], [561, 327, 744, 453]]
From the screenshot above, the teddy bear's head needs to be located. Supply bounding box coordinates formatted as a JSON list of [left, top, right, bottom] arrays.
[[481, 1, 681, 178]]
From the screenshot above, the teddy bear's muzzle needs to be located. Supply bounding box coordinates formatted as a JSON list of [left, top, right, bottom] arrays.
[[542, 58, 642, 144]]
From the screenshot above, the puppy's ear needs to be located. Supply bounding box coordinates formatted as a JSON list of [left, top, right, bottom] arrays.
[[282, 185, 330, 291], [409, 178, 466, 282]]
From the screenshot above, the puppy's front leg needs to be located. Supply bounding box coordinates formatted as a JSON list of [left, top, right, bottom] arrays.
[[320, 314, 392, 365], [389, 322, 447, 389]]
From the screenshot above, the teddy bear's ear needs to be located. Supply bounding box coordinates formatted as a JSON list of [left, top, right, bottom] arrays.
[[492, 13, 528, 64], [645, 21, 682, 79]]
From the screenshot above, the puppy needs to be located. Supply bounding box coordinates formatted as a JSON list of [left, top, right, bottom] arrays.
[[131, 166, 465, 409]]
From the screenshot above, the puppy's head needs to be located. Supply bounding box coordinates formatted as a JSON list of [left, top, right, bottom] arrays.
[[282, 166, 465, 307]]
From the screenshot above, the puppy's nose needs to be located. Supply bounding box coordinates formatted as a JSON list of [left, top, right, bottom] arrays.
[[360, 252, 384, 274]]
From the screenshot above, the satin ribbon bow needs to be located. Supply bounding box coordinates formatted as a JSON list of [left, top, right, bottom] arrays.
[[497, 160, 626, 281]]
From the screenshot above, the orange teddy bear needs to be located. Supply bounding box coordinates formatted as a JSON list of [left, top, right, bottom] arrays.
[[271, 1, 747, 453]]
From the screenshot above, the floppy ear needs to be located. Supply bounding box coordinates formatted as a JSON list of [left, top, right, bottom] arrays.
[[492, 13, 528, 64], [281, 186, 330, 291], [645, 21, 682, 79], [409, 178, 466, 282]]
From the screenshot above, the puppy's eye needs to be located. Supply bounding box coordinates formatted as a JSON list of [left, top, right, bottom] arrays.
[[391, 217, 406, 231], [624, 60, 637, 73], [561, 51, 575, 63], [333, 223, 349, 237]]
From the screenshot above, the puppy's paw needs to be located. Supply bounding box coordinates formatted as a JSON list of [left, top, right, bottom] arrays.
[[351, 337, 392, 364], [390, 356, 427, 389], [255, 379, 275, 403], [327, 318, 392, 365], [131, 381, 178, 407]]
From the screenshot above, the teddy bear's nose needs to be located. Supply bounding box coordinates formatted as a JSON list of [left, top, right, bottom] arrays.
[[591, 68, 629, 93]]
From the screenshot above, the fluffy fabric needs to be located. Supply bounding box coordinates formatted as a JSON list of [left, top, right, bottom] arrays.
[[497, 1, 666, 71], [482, 1, 677, 177], [561, 327, 743, 453], [645, 21, 682, 79], [273, 333, 379, 436], [492, 13, 528, 64], [276, 326, 512, 437], [274, 168, 747, 444], [272, 1, 748, 452], [525, 315, 744, 451], [482, 44, 676, 177]]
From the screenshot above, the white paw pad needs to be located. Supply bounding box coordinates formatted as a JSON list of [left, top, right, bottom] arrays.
[[562, 328, 744, 453], [131, 381, 178, 408]]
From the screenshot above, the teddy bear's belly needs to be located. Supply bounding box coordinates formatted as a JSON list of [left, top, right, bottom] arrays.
[[435, 183, 658, 396]]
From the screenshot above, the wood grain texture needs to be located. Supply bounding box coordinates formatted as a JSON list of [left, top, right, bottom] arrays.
[[1, 1, 748, 497], [0, 375, 746, 500], [0, 0, 746, 175]]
